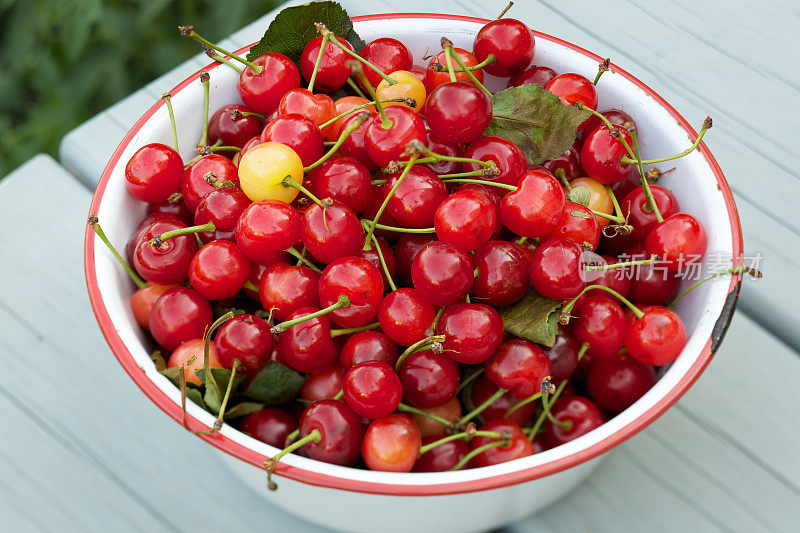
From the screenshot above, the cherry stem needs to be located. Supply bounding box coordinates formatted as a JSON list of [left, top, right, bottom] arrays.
[[605, 185, 625, 220], [318, 98, 414, 130], [503, 391, 542, 419], [88, 217, 147, 289], [497, 1, 514, 19], [526, 379, 570, 439], [150, 221, 215, 247], [178, 354, 195, 429], [271, 295, 351, 333], [456, 367, 484, 394], [442, 39, 457, 83], [619, 117, 712, 165], [202, 44, 243, 74], [346, 78, 368, 99], [669, 266, 762, 307], [540, 390, 571, 428], [366, 222, 436, 234], [397, 402, 453, 427], [198, 359, 241, 434], [593, 58, 611, 85], [303, 111, 370, 172], [563, 285, 643, 319], [450, 440, 509, 471], [330, 322, 380, 338], [319, 26, 397, 86], [518, 237, 528, 245], [349, 61, 391, 130], [418, 430, 504, 455], [578, 341, 590, 361], [386, 152, 495, 172], [202, 312, 235, 402], [209, 145, 241, 153], [333, 389, 344, 400], [556, 168, 572, 192], [436, 170, 483, 179], [265, 429, 321, 490], [445, 40, 492, 96], [363, 152, 421, 249], [591, 209, 625, 223], [243, 280, 259, 293], [395, 335, 446, 372], [440, 178, 516, 191], [284, 429, 299, 446], [282, 177, 326, 209], [306, 33, 331, 93], [180, 27, 263, 74], [160, 93, 179, 152], [459, 387, 507, 426], [365, 225, 398, 291], [199, 72, 210, 148], [584, 255, 658, 271], [284, 247, 322, 273]]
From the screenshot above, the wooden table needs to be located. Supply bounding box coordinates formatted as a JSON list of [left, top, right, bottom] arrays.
[[2, 1, 798, 531]]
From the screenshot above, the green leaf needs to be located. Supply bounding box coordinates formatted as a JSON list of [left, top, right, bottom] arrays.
[[484, 84, 591, 165], [567, 186, 592, 207], [186, 388, 207, 410], [244, 361, 306, 405], [224, 402, 266, 420], [195, 368, 247, 414], [570, 209, 592, 219], [246, 1, 365, 62], [159, 367, 183, 387], [497, 289, 563, 347], [158, 368, 206, 409]]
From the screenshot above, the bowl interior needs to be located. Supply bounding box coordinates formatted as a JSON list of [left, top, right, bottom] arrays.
[[87, 15, 739, 493]]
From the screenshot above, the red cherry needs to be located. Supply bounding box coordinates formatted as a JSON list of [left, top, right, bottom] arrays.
[[462, 136, 527, 187], [356, 236, 396, 290], [343, 361, 403, 419], [576, 108, 637, 148], [149, 287, 212, 351], [411, 241, 474, 306], [238, 53, 301, 114], [318, 256, 383, 328], [544, 396, 605, 447], [621, 185, 680, 241], [644, 212, 707, 272], [584, 255, 633, 300], [127, 212, 182, 263], [309, 157, 372, 214], [425, 82, 492, 144], [473, 18, 535, 77], [472, 240, 530, 306], [364, 106, 427, 168], [189, 240, 251, 301], [181, 154, 239, 212], [146, 199, 193, 226], [258, 262, 320, 321], [133, 220, 198, 284], [499, 169, 566, 238], [628, 260, 681, 305], [125, 143, 183, 203], [194, 188, 251, 244], [549, 201, 601, 250], [471, 419, 535, 467], [399, 349, 460, 408], [507, 65, 557, 88], [529, 238, 586, 300], [301, 366, 345, 402], [301, 200, 363, 264], [239, 408, 297, 448], [572, 294, 628, 358], [299, 400, 364, 466], [394, 234, 435, 285], [425, 48, 484, 92], [544, 331, 580, 383], [587, 355, 656, 413], [260, 114, 324, 167], [276, 307, 338, 373], [339, 331, 399, 368], [436, 302, 504, 365], [580, 125, 636, 185], [414, 436, 469, 472], [378, 288, 435, 347], [130, 283, 177, 330], [384, 166, 447, 229], [327, 96, 370, 141], [235, 200, 301, 264], [626, 305, 687, 366], [470, 375, 536, 426], [545, 73, 598, 109], [208, 104, 263, 149], [362, 413, 421, 472], [215, 314, 274, 373], [358, 38, 413, 92], [299, 35, 354, 92], [423, 135, 463, 175], [485, 339, 552, 399], [338, 111, 376, 166], [543, 146, 582, 181], [277, 88, 336, 135], [434, 190, 497, 252]]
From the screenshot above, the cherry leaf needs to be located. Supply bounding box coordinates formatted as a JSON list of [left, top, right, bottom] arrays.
[[195, 368, 246, 414], [567, 186, 592, 207], [484, 84, 591, 165], [244, 361, 306, 405], [570, 209, 592, 219], [497, 289, 562, 347], [246, 1, 365, 62]]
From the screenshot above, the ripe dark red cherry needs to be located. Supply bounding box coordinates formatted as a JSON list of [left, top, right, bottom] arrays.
[[507, 65, 557, 88], [436, 302, 504, 365], [473, 18, 535, 77], [485, 339, 552, 399], [544, 396, 605, 447], [277, 88, 337, 135], [358, 38, 413, 91], [208, 104, 263, 149], [125, 143, 183, 203], [424, 48, 484, 92], [276, 307, 338, 373], [394, 234, 436, 285], [364, 106, 427, 168], [235, 200, 301, 264], [356, 236, 396, 289], [383, 166, 448, 229], [149, 287, 212, 351], [499, 169, 566, 238], [299, 35, 354, 92], [378, 288, 435, 347], [318, 256, 383, 328], [127, 212, 182, 263], [301, 366, 345, 402], [549, 201, 601, 250], [189, 240, 251, 301], [544, 330, 580, 383], [434, 190, 496, 252], [260, 114, 324, 167], [194, 188, 251, 244], [181, 154, 239, 212], [576, 108, 637, 148], [529, 238, 586, 300], [362, 413, 421, 472], [580, 125, 636, 185], [133, 220, 198, 284], [462, 136, 527, 187], [239, 408, 297, 448], [470, 374, 536, 426], [411, 241, 474, 306], [414, 436, 469, 472], [299, 399, 364, 466], [572, 294, 628, 359], [258, 262, 320, 321], [301, 200, 364, 264], [628, 260, 681, 305], [543, 146, 582, 180], [238, 52, 301, 114], [425, 82, 492, 144], [644, 212, 707, 272], [338, 111, 375, 166], [215, 314, 274, 373], [545, 73, 598, 110], [587, 355, 656, 413], [340, 331, 399, 368], [423, 135, 462, 175], [471, 419, 535, 467], [472, 240, 530, 306], [621, 185, 680, 241], [343, 361, 403, 419], [399, 349, 460, 408], [146, 199, 193, 226], [584, 255, 633, 300], [626, 305, 687, 366], [308, 157, 372, 214]]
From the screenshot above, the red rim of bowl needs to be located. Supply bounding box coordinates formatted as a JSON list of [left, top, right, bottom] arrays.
[[84, 13, 743, 496]]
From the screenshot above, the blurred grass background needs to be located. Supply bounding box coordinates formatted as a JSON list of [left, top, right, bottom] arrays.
[[0, 0, 281, 179]]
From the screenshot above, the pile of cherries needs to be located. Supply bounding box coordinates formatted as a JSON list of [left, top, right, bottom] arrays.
[[99, 10, 714, 479]]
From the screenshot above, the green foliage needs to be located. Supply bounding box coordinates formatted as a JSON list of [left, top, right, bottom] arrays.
[[0, 0, 282, 179]]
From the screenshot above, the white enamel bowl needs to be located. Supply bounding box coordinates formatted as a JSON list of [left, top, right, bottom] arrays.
[[85, 14, 743, 533]]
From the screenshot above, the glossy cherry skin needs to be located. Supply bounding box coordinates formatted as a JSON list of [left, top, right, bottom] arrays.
[[473, 18, 535, 77], [167, 338, 221, 386], [343, 361, 403, 419], [576, 108, 637, 148], [318, 256, 383, 328], [425, 48, 484, 92], [587, 355, 656, 413], [384, 166, 447, 229], [530, 238, 588, 300], [500, 169, 567, 238], [436, 303, 504, 365], [277, 88, 337, 136], [399, 349, 460, 408], [394, 234, 435, 285], [301, 200, 364, 264], [644, 212, 707, 272], [338, 111, 375, 167], [239, 408, 297, 448], [258, 262, 320, 321], [130, 283, 177, 330], [194, 188, 251, 244], [215, 314, 273, 373], [127, 212, 182, 263], [545, 73, 598, 109], [125, 143, 183, 203], [434, 190, 497, 252], [621, 185, 680, 242], [238, 53, 301, 114], [570, 177, 614, 228], [549, 201, 601, 250], [411, 241, 474, 306], [208, 104, 263, 149], [146, 199, 193, 226], [472, 241, 530, 306], [471, 419, 536, 467], [339, 331, 399, 368], [544, 396, 606, 447], [423, 135, 462, 175], [189, 240, 251, 301], [544, 330, 580, 383], [181, 155, 239, 212], [276, 307, 338, 373], [299, 399, 364, 466], [580, 125, 636, 185], [301, 366, 345, 402], [543, 145, 582, 180], [235, 200, 301, 264], [462, 136, 527, 187], [412, 397, 462, 437], [485, 339, 552, 399], [309, 157, 372, 214], [508, 65, 557, 88], [299, 35, 354, 92], [364, 106, 427, 168], [628, 261, 681, 305], [358, 37, 413, 92], [355, 236, 395, 289], [260, 114, 324, 167], [149, 287, 212, 351], [378, 288, 435, 347], [572, 294, 628, 358], [133, 220, 198, 284], [626, 305, 687, 366], [425, 82, 492, 144], [414, 436, 469, 472], [470, 375, 536, 426], [583, 255, 633, 300], [362, 414, 421, 472]]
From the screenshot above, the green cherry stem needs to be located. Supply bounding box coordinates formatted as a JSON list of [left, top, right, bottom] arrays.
[[669, 266, 762, 307], [202, 44, 243, 74], [199, 71, 210, 148], [178, 353, 195, 429], [318, 24, 397, 86], [150, 221, 215, 247], [264, 429, 322, 490], [243, 280, 259, 293], [209, 145, 241, 153], [397, 402, 454, 427], [440, 178, 516, 190], [436, 170, 483, 179], [459, 388, 508, 426], [445, 38, 492, 96], [450, 440, 509, 471], [365, 223, 398, 291], [346, 78, 368, 98], [197, 359, 241, 434], [270, 296, 351, 333], [307, 32, 331, 93], [562, 285, 643, 319], [330, 322, 381, 338], [395, 335, 446, 372], [284, 429, 299, 446], [284, 247, 322, 273], [418, 430, 504, 455], [385, 152, 495, 172], [202, 312, 235, 402], [161, 93, 179, 152], [304, 111, 371, 172], [556, 168, 572, 192], [179, 26, 263, 74], [442, 38, 457, 83], [367, 222, 436, 234], [503, 391, 542, 419], [363, 151, 421, 249], [584, 255, 658, 271], [629, 129, 663, 222], [282, 176, 327, 209], [526, 379, 570, 439], [349, 61, 392, 130], [593, 58, 611, 85], [333, 389, 344, 400], [496, 1, 514, 19], [88, 216, 147, 289], [620, 117, 712, 166], [319, 98, 415, 130], [457, 367, 484, 394]]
